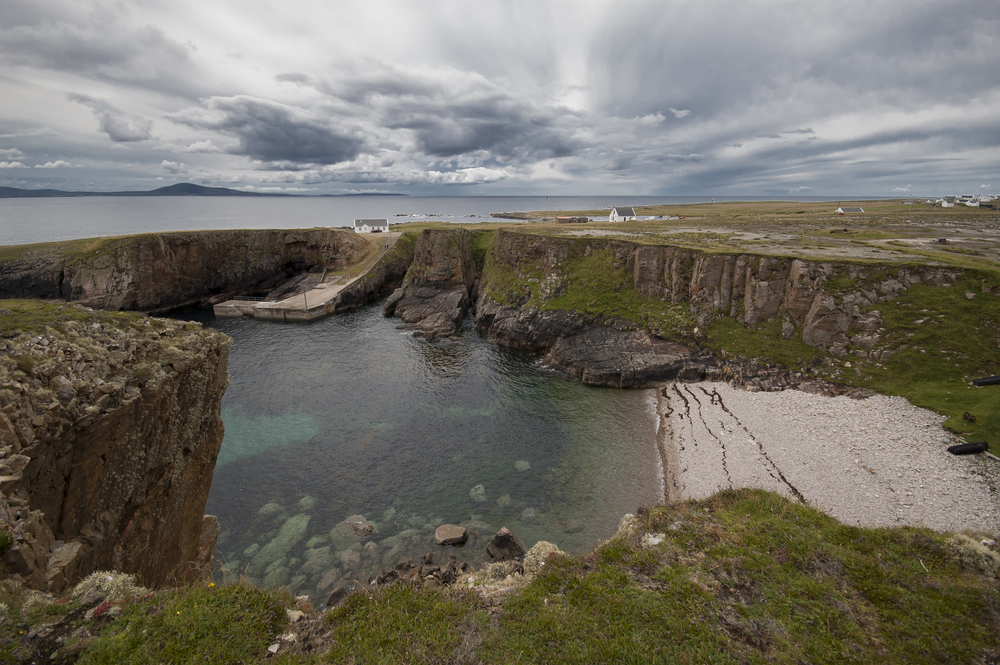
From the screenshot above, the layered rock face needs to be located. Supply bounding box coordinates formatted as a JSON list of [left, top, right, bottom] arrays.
[[0, 302, 230, 592], [629, 246, 958, 352], [475, 230, 960, 385], [0, 229, 373, 313], [382, 229, 477, 339]]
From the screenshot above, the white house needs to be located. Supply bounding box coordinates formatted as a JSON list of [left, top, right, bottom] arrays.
[[609, 206, 637, 222], [354, 219, 389, 233], [835, 207, 864, 214]]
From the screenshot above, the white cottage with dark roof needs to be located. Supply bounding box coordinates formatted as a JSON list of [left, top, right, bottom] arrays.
[[354, 219, 389, 233], [609, 206, 636, 222]]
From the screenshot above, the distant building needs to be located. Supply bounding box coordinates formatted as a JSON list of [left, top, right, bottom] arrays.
[[609, 206, 636, 222], [354, 219, 389, 233], [835, 207, 864, 214]]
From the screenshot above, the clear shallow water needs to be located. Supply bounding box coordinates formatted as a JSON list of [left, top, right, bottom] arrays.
[[189, 303, 662, 601], [0, 194, 863, 246]]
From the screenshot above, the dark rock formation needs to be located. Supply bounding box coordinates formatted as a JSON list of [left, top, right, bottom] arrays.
[[0, 302, 230, 592], [0, 229, 373, 314], [383, 229, 477, 339], [475, 298, 715, 387], [486, 527, 526, 562]]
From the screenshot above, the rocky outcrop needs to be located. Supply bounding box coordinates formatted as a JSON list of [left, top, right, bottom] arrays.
[[475, 299, 715, 388], [0, 301, 230, 592], [475, 230, 961, 378], [382, 229, 477, 339], [0, 229, 373, 314]]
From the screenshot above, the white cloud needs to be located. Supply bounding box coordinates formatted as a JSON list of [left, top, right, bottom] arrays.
[[892, 185, 912, 192], [35, 160, 72, 168], [982, 183, 991, 189], [669, 108, 691, 119], [0, 161, 26, 168], [179, 140, 223, 153], [160, 159, 187, 174], [0, 148, 24, 158], [636, 113, 665, 126]]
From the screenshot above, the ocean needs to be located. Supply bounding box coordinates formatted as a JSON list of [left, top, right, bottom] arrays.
[[1, 194, 858, 246]]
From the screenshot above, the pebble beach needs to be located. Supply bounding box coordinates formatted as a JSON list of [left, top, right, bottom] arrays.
[[658, 382, 999, 534]]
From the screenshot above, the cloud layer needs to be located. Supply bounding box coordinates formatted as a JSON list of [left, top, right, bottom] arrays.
[[0, 0, 997, 195]]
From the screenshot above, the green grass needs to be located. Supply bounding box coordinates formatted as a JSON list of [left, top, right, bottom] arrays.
[[5, 491, 997, 663], [481, 238, 692, 337], [707, 317, 821, 371], [0, 298, 159, 338], [78, 584, 287, 664], [322, 584, 488, 663], [470, 228, 497, 270]]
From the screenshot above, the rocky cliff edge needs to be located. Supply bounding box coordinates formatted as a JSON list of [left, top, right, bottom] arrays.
[[0, 229, 374, 314], [0, 300, 230, 593], [382, 229, 477, 339], [474, 229, 960, 388]]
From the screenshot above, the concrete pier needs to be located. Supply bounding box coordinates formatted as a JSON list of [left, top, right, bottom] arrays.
[[214, 232, 399, 322]]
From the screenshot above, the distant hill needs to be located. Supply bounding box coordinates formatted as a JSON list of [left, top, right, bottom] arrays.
[[0, 183, 407, 198], [0, 183, 287, 198]]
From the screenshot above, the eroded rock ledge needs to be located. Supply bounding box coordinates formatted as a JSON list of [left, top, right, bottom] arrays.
[[0, 302, 230, 592], [382, 229, 477, 340]]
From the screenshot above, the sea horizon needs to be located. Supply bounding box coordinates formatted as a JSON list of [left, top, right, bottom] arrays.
[[2, 193, 906, 247]]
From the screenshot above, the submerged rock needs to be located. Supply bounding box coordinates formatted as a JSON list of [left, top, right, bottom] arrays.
[[434, 524, 467, 546], [469, 484, 487, 502], [514, 460, 531, 472], [250, 513, 311, 574]]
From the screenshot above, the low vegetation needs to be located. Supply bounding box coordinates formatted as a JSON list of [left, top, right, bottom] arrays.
[[2, 490, 996, 663]]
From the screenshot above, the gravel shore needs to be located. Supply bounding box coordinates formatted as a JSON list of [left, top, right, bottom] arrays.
[[658, 382, 999, 534]]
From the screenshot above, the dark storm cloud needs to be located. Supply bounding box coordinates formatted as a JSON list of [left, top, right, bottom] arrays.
[[327, 67, 584, 161], [169, 96, 365, 165], [69, 94, 153, 142]]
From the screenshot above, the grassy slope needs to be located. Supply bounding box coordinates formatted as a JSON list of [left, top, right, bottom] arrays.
[[4, 491, 995, 663]]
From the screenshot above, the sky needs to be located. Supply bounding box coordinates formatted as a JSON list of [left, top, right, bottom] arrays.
[[0, 0, 998, 196]]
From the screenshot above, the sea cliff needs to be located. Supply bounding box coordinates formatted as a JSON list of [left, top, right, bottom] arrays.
[[473, 229, 961, 387], [0, 229, 373, 314], [0, 300, 230, 592]]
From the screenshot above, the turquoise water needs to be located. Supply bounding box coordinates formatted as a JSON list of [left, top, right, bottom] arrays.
[[194, 302, 662, 601]]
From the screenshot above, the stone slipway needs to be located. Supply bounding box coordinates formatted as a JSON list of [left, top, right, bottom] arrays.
[[214, 232, 401, 322], [658, 382, 999, 534]]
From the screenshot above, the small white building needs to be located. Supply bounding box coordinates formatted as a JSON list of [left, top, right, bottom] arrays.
[[609, 206, 637, 222], [354, 219, 389, 233], [835, 207, 864, 214]]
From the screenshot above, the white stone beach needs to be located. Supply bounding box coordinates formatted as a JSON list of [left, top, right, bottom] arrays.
[[658, 382, 999, 534]]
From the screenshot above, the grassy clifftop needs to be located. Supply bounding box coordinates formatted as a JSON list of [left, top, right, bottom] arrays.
[[2, 490, 996, 663]]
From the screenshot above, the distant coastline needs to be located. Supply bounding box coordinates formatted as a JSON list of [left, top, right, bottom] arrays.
[[0, 182, 408, 199]]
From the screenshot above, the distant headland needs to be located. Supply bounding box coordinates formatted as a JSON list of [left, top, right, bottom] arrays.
[[0, 182, 407, 198]]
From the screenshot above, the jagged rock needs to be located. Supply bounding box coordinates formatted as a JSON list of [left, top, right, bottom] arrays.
[[384, 229, 476, 339], [434, 524, 467, 546], [0, 309, 231, 592], [486, 527, 526, 561]]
